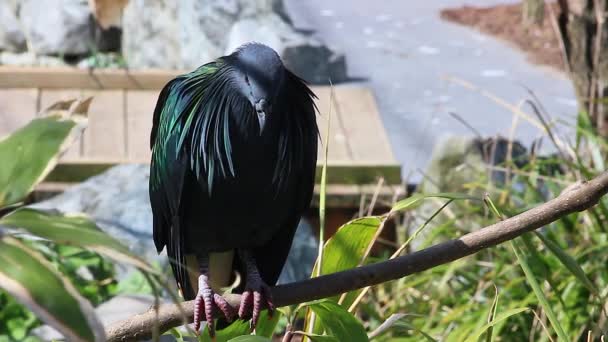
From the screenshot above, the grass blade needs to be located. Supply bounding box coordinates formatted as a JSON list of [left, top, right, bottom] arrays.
[[533, 231, 598, 295], [465, 308, 529, 342], [511, 240, 569, 341]]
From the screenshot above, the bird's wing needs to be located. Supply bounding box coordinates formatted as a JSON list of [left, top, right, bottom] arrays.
[[149, 62, 223, 298], [253, 71, 319, 285]]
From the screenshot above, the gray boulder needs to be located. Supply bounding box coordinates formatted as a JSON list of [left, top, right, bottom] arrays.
[[122, 0, 348, 84], [33, 164, 317, 284], [0, 51, 67, 66], [404, 136, 528, 248], [122, 0, 180, 68], [0, 1, 26, 52], [20, 0, 94, 56], [225, 14, 347, 84]]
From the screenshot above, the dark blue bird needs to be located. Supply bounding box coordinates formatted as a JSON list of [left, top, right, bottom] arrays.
[[149, 43, 318, 335]]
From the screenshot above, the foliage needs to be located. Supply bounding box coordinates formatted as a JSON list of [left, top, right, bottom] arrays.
[[0, 100, 160, 341], [1, 87, 607, 342]]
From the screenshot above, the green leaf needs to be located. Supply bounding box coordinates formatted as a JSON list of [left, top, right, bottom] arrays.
[[390, 193, 478, 213], [298, 332, 339, 341], [200, 320, 250, 342], [311, 216, 381, 306], [534, 232, 598, 295], [255, 310, 280, 338], [228, 336, 271, 342], [304, 300, 368, 342], [511, 240, 569, 341], [0, 236, 104, 341], [0, 208, 155, 273], [465, 308, 529, 342], [0, 99, 90, 207], [485, 285, 499, 342], [368, 313, 436, 341], [315, 216, 381, 276]]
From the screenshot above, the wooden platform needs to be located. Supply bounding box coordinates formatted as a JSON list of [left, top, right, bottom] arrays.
[[0, 66, 402, 207]]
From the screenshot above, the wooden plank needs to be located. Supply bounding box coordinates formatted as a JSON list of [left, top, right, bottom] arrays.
[[0, 66, 183, 90], [39, 89, 83, 159], [332, 86, 396, 163], [34, 182, 405, 209], [0, 88, 38, 138], [126, 90, 159, 160], [82, 90, 126, 159], [45, 159, 401, 184], [0, 67, 100, 89], [313, 87, 351, 162]]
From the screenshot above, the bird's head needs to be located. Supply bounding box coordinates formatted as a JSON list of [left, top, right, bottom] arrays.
[[227, 43, 286, 134]]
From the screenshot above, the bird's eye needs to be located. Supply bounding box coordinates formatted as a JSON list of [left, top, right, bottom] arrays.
[[245, 75, 250, 85]]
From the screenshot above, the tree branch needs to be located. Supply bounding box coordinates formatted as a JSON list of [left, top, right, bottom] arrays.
[[106, 171, 608, 342]]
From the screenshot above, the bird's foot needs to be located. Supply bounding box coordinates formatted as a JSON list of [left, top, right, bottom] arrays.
[[193, 274, 236, 337], [238, 273, 275, 331]]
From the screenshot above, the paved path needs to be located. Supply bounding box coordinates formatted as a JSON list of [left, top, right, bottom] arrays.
[[285, 0, 577, 181]]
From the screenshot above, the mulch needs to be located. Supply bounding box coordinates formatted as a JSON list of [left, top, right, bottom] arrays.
[[440, 1, 565, 72]]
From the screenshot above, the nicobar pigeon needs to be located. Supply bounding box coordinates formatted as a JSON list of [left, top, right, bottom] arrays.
[[149, 43, 319, 335]]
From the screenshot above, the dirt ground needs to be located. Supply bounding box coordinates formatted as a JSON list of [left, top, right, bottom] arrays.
[[440, 2, 565, 72]]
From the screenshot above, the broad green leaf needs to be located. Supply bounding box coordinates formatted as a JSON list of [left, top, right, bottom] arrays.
[[0, 99, 90, 207], [167, 328, 185, 342], [390, 193, 477, 213], [228, 336, 271, 342], [311, 216, 381, 306], [200, 320, 250, 342], [304, 300, 368, 342], [314, 216, 382, 276], [511, 240, 569, 341], [0, 208, 155, 273], [254, 310, 280, 338], [465, 308, 529, 342], [0, 236, 104, 341], [534, 232, 598, 295]]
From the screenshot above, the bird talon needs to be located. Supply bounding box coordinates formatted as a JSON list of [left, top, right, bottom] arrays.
[[193, 275, 236, 337], [238, 281, 273, 330]]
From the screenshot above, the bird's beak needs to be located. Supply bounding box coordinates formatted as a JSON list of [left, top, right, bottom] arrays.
[[257, 111, 266, 135], [255, 99, 267, 135]]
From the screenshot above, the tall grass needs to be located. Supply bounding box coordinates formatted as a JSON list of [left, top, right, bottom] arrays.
[[353, 83, 608, 341]]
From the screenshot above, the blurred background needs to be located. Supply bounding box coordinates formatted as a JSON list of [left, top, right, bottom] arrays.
[[1, 0, 607, 341]]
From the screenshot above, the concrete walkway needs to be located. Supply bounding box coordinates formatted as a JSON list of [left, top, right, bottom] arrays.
[[285, 0, 577, 181]]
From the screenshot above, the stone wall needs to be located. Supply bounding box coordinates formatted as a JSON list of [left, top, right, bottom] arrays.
[[0, 0, 348, 84]]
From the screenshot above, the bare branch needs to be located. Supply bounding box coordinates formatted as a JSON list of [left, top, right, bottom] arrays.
[[106, 171, 608, 342]]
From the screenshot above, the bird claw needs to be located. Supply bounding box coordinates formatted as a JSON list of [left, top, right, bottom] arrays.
[[238, 278, 274, 331], [193, 278, 237, 337]]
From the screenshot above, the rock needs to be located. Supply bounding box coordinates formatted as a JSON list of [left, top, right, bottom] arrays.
[[33, 164, 317, 284], [278, 217, 317, 284], [225, 14, 348, 84], [122, 0, 349, 84], [32, 164, 159, 273], [0, 51, 67, 67], [20, 0, 94, 56], [420, 136, 527, 194], [0, 1, 26, 52], [122, 0, 180, 68], [404, 136, 528, 248]]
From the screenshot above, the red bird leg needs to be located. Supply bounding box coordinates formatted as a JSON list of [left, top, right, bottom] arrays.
[[193, 255, 236, 337], [237, 249, 275, 330]]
